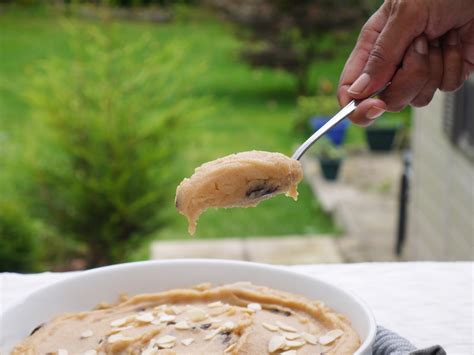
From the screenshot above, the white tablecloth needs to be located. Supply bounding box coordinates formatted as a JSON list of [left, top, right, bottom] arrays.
[[1, 262, 473, 354]]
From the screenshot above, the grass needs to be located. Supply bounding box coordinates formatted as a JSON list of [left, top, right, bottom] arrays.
[[3, 5, 409, 253]]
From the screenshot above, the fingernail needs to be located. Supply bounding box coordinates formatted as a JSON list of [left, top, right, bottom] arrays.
[[367, 106, 385, 120], [415, 37, 428, 55], [348, 73, 370, 95], [446, 31, 457, 46]]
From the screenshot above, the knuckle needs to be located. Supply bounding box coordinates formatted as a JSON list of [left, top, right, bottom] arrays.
[[367, 44, 395, 68], [386, 101, 406, 112]]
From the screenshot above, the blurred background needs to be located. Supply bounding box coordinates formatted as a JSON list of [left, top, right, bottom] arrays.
[[1, 0, 472, 272]]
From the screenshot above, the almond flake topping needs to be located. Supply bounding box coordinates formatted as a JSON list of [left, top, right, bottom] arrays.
[[140, 349, 158, 355], [84, 351, 97, 355], [302, 332, 318, 345], [262, 322, 279, 332], [286, 340, 305, 348], [208, 301, 223, 308], [208, 306, 230, 317], [282, 332, 301, 340], [224, 343, 237, 353], [222, 321, 235, 331], [280, 351, 297, 355], [171, 306, 184, 315], [159, 314, 176, 322], [319, 329, 344, 345], [108, 325, 133, 335], [247, 303, 262, 312], [151, 319, 162, 326], [204, 328, 221, 341], [268, 335, 287, 353], [136, 312, 154, 323], [181, 338, 195, 346], [156, 335, 177, 345], [80, 329, 94, 339], [158, 342, 174, 349], [175, 320, 191, 330], [187, 308, 208, 322], [110, 317, 129, 327], [108, 333, 133, 343], [58, 350, 68, 355], [276, 321, 297, 333]]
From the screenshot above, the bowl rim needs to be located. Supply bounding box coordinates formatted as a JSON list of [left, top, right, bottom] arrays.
[[1, 259, 376, 353]]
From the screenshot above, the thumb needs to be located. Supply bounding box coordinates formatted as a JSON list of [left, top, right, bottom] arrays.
[[348, 1, 428, 98]]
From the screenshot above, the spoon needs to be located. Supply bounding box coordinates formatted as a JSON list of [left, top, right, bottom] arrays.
[[292, 83, 390, 160]]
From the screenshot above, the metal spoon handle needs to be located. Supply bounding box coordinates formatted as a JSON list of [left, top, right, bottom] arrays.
[[292, 83, 390, 160]]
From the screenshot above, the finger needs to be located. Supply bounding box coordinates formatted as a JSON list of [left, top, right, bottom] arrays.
[[440, 30, 464, 91], [347, 0, 428, 99], [411, 39, 444, 107], [459, 21, 474, 77], [379, 36, 430, 112], [338, 4, 390, 106], [346, 98, 387, 127]]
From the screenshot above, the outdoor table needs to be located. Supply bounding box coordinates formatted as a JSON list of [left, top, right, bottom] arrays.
[[1, 262, 472, 354]]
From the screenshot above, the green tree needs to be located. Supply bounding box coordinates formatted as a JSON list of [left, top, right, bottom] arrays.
[[207, 0, 370, 95], [23, 21, 208, 267]]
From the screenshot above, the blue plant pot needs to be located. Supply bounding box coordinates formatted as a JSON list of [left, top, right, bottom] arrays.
[[310, 116, 350, 146]]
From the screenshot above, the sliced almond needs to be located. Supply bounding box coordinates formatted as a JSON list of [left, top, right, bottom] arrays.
[[187, 308, 208, 322], [175, 320, 191, 330], [208, 301, 223, 308], [208, 306, 229, 317], [80, 329, 93, 339], [285, 340, 305, 348], [268, 335, 286, 353], [282, 332, 301, 340], [159, 314, 176, 322], [302, 332, 318, 345], [57, 350, 68, 355], [280, 350, 297, 355], [276, 321, 297, 333], [156, 335, 177, 345], [222, 321, 235, 331], [136, 312, 154, 323], [157, 342, 175, 349], [151, 319, 162, 326], [181, 338, 195, 346], [108, 325, 133, 335], [262, 322, 279, 332], [83, 351, 97, 355], [108, 333, 133, 343], [247, 303, 262, 312], [171, 306, 184, 315], [204, 328, 221, 341], [110, 317, 129, 327], [224, 343, 237, 353], [319, 329, 343, 345]]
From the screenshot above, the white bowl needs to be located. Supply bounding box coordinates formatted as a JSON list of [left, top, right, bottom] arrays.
[[0, 259, 376, 354]]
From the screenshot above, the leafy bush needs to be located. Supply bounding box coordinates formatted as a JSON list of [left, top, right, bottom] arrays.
[[23, 21, 208, 267], [293, 95, 340, 136], [312, 137, 345, 160], [0, 201, 40, 272]]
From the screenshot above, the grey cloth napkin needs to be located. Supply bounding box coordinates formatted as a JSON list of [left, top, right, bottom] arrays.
[[374, 326, 446, 355]]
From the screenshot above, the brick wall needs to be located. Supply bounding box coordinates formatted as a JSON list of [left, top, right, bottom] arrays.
[[405, 90, 474, 261]]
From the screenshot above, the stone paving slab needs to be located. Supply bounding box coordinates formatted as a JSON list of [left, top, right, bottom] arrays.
[[301, 152, 403, 262], [243, 235, 343, 264], [151, 235, 342, 264]]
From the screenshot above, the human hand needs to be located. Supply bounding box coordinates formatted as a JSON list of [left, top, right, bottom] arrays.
[[338, 0, 474, 126]]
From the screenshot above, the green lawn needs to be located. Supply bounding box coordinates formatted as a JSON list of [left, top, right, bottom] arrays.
[[2, 6, 384, 252]]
